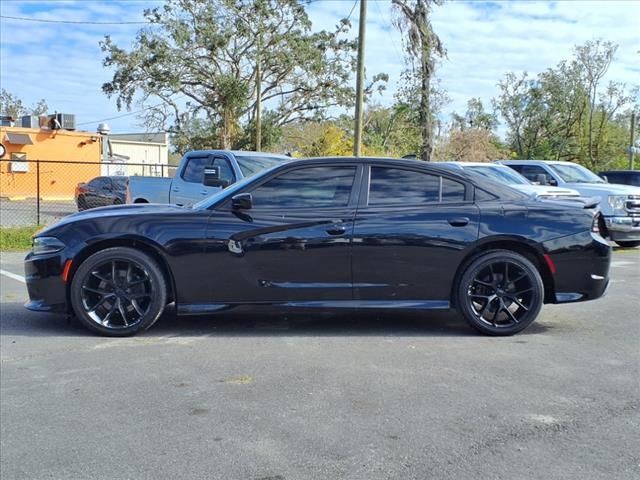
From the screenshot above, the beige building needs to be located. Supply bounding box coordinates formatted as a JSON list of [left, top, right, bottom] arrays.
[[102, 132, 170, 177]]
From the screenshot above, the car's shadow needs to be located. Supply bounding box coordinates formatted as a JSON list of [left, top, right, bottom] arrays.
[[0, 302, 553, 338]]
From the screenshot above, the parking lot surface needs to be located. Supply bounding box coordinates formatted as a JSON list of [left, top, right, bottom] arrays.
[[1, 249, 639, 480]]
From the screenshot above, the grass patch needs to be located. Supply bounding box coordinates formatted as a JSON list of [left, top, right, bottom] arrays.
[[0, 226, 41, 251]]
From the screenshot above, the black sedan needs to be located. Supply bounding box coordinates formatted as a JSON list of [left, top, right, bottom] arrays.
[[75, 176, 128, 211], [25, 157, 611, 337]]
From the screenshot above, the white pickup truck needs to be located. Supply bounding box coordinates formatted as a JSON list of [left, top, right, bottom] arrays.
[[126, 150, 291, 206], [499, 160, 640, 247], [437, 162, 581, 199]]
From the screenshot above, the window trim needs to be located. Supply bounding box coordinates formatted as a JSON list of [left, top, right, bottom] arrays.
[[217, 163, 364, 212], [180, 154, 236, 185], [359, 164, 472, 208]]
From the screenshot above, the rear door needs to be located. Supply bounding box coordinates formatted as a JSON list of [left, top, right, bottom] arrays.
[[352, 165, 480, 303], [172, 154, 236, 206]]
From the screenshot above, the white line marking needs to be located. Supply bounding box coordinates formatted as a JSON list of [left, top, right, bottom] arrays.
[[0, 269, 26, 284]]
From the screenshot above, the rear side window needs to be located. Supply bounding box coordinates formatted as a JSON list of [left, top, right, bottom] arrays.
[[236, 155, 287, 178], [182, 156, 235, 184], [368, 167, 465, 205], [251, 166, 356, 209], [89, 177, 109, 189]]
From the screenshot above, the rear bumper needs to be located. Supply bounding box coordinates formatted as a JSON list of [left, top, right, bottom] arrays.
[[24, 251, 69, 314], [546, 232, 611, 304]]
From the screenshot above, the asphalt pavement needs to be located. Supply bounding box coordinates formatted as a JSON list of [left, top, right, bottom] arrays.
[[0, 249, 638, 480]]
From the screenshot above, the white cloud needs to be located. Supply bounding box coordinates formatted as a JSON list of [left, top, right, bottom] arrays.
[[1, 0, 638, 136]]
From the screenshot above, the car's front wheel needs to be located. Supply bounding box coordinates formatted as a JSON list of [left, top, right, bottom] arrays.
[[456, 250, 544, 336], [70, 247, 167, 336]]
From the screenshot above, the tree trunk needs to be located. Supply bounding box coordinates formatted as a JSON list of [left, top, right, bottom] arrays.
[[420, 45, 432, 161]]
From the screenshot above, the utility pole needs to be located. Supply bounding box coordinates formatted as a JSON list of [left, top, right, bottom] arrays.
[[255, 35, 262, 152], [353, 0, 367, 157], [629, 112, 636, 170]]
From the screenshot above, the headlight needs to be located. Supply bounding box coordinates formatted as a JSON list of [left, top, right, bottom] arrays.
[[607, 195, 627, 215], [32, 236, 66, 255]]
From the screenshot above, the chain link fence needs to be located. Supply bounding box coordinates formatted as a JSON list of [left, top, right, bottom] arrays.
[[1, 159, 173, 227]]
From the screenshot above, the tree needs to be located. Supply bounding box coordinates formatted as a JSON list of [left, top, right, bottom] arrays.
[[0, 89, 48, 118], [451, 98, 497, 131], [575, 40, 617, 166], [392, 0, 445, 161], [434, 129, 507, 162], [101, 0, 361, 150]]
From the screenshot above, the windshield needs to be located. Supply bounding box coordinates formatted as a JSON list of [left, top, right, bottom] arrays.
[[467, 165, 530, 185], [548, 163, 605, 184], [236, 155, 290, 178]]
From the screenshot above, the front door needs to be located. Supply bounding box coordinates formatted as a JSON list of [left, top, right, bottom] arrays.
[[352, 165, 480, 303], [204, 164, 362, 303]]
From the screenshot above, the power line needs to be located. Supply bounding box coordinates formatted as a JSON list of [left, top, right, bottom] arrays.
[[0, 15, 149, 25], [75, 96, 186, 127]]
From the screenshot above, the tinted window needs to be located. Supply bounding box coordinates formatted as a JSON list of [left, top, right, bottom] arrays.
[[89, 177, 111, 189], [518, 165, 553, 184], [368, 167, 465, 205], [442, 177, 466, 202], [182, 156, 235, 184], [236, 155, 288, 178], [111, 177, 128, 190], [251, 166, 356, 209]]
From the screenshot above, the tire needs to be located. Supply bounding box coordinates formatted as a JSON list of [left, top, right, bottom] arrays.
[[70, 247, 167, 336], [456, 250, 544, 336], [615, 241, 640, 248]]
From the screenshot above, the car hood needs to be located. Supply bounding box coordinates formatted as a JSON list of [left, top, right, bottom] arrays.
[[564, 182, 640, 196], [37, 203, 186, 235], [511, 184, 580, 197]]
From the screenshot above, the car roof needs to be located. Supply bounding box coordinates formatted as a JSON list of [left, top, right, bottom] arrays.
[[184, 149, 292, 159], [437, 161, 509, 168], [498, 159, 574, 165]]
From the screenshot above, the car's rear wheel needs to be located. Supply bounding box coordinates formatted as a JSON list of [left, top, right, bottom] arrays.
[[70, 247, 167, 336], [615, 241, 640, 248], [456, 250, 544, 336]]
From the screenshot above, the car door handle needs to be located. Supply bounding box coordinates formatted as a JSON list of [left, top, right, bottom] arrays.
[[448, 217, 469, 227], [200, 190, 209, 195], [326, 225, 347, 235], [173, 187, 180, 192]]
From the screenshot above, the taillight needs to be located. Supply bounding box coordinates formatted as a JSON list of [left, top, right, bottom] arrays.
[[592, 213, 602, 234]]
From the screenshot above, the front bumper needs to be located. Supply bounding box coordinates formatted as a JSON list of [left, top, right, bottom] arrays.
[[605, 216, 640, 241], [24, 251, 69, 313]]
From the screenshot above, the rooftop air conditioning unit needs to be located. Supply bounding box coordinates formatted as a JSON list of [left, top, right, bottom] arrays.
[[0, 115, 15, 127], [48, 113, 75, 131], [20, 116, 40, 129]]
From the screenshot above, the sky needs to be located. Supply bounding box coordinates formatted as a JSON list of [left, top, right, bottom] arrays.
[[1, 0, 638, 136]]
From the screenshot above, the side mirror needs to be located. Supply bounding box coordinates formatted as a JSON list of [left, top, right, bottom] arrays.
[[203, 166, 229, 188], [231, 193, 252, 210], [548, 177, 558, 186]]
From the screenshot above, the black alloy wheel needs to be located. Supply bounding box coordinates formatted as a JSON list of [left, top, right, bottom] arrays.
[[457, 250, 544, 336], [70, 247, 167, 336]]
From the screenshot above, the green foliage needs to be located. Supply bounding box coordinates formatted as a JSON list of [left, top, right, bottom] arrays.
[[101, 0, 361, 151], [0, 226, 41, 251], [0, 89, 48, 118], [304, 124, 353, 157], [493, 40, 636, 170]]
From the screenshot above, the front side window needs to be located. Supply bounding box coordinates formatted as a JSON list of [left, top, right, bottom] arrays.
[[368, 167, 465, 205], [250, 166, 356, 209], [518, 165, 554, 184], [548, 164, 605, 184], [182, 156, 235, 185]]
